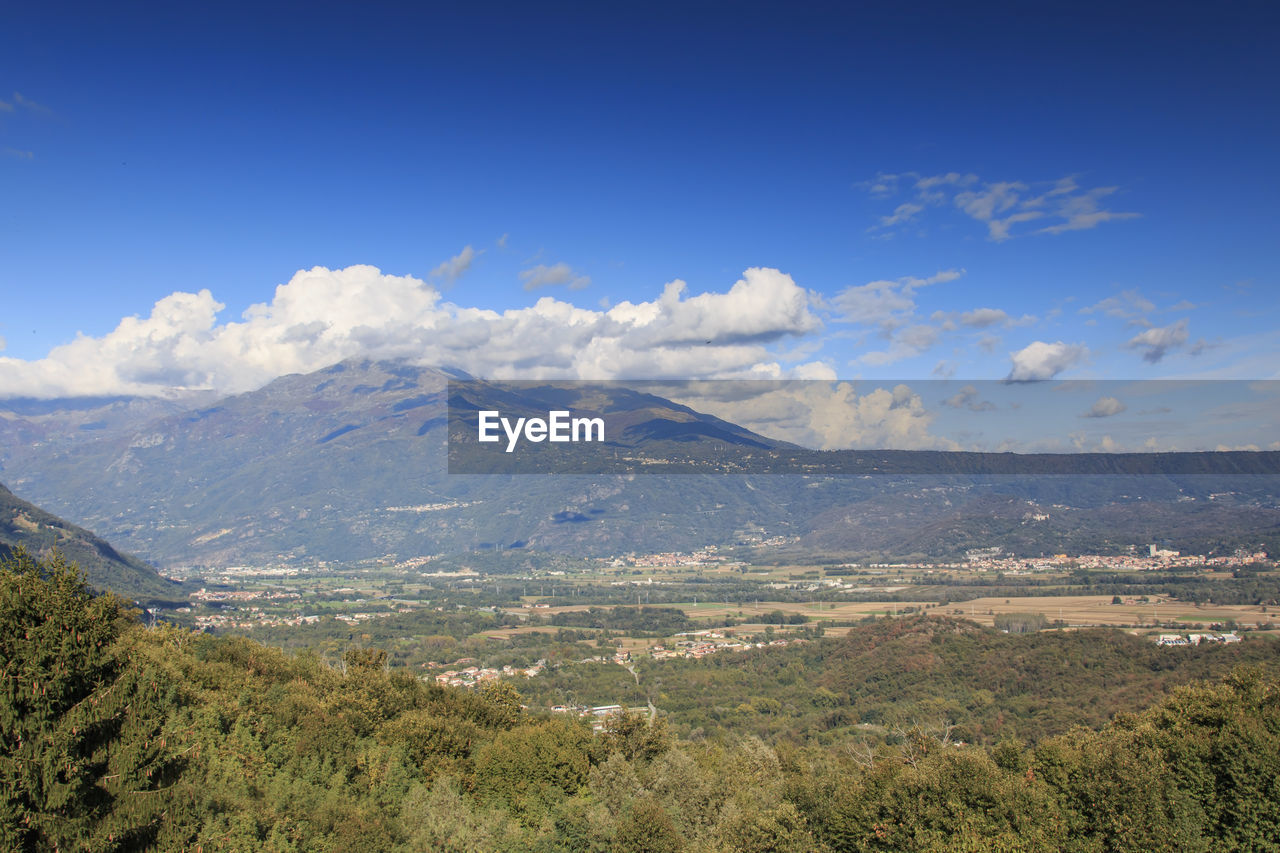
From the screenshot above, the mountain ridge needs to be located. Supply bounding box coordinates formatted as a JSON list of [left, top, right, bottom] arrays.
[[2, 358, 1278, 567]]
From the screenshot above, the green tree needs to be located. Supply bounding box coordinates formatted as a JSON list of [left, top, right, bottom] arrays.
[[473, 717, 596, 822], [602, 708, 670, 763], [0, 549, 187, 851], [613, 797, 682, 853]]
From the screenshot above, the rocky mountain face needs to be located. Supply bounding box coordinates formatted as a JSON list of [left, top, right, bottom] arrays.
[[2, 359, 1278, 568]]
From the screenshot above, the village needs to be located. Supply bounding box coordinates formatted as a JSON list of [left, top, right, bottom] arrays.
[[430, 629, 805, 690]]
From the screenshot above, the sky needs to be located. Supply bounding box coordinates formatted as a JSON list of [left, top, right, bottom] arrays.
[[2, 0, 1278, 434]]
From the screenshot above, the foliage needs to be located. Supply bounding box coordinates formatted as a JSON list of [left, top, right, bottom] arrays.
[[4, 552, 1280, 851], [0, 548, 188, 851], [521, 615, 1280, 746]]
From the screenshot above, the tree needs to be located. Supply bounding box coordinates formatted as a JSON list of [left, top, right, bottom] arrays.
[[613, 797, 682, 853], [0, 549, 187, 851], [472, 718, 596, 822], [602, 709, 670, 763]]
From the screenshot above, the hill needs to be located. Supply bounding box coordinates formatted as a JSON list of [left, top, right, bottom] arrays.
[[0, 482, 183, 601], [5, 551, 1279, 852]]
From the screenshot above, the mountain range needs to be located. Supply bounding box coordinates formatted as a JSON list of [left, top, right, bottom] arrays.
[[2, 359, 1278, 568]]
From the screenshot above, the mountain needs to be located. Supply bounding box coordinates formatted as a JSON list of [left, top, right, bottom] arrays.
[[0, 361, 800, 564], [0, 482, 184, 602], [2, 359, 1279, 567]]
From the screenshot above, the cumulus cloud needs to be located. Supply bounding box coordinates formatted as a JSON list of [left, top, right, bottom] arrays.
[[1127, 319, 1189, 363], [1006, 340, 1089, 382], [430, 245, 478, 281], [1082, 396, 1127, 418], [520, 262, 591, 291], [866, 172, 1139, 241], [668, 381, 957, 450], [0, 265, 823, 398]]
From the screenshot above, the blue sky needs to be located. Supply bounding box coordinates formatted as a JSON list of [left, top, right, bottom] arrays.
[[2, 0, 1277, 406]]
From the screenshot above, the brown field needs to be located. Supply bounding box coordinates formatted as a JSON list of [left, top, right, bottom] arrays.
[[676, 600, 925, 623], [482, 624, 596, 640], [478, 595, 1271, 648], [936, 595, 1272, 629]]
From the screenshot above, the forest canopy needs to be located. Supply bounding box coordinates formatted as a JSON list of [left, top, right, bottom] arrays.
[[3, 549, 1278, 852]]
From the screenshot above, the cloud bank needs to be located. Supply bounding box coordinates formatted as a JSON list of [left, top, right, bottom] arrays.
[[0, 265, 824, 398]]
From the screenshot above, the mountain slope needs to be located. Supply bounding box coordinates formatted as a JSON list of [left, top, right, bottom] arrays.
[[0, 482, 183, 601]]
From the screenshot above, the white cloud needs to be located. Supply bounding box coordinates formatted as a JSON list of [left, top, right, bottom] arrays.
[[914, 172, 978, 191], [866, 172, 1139, 241], [1080, 289, 1156, 321], [1006, 340, 1089, 382], [875, 202, 924, 230], [832, 269, 963, 330], [1036, 187, 1141, 235], [863, 172, 901, 197], [0, 265, 822, 398], [520, 262, 591, 291], [611, 268, 820, 347], [859, 323, 940, 366], [1127, 319, 1189, 363], [430, 245, 478, 281], [833, 269, 967, 366], [954, 182, 1025, 221], [1082, 396, 1127, 418], [669, 381, 957, 450], [959, 307, 1009, 328]]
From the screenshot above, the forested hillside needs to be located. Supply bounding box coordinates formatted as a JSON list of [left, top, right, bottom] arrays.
[[4, 549, 1279, 852], [0, 483, 182, 602], [516, 616, 1280, 747]]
